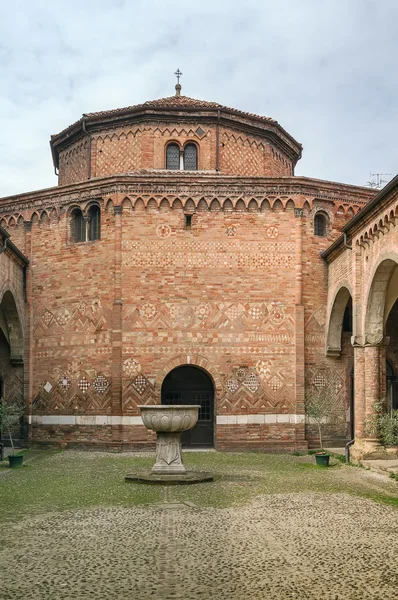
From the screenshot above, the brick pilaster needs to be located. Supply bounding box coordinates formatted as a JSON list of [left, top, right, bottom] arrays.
[[23, 221, 33, 439], [294, 208, 306, 448], [111, 203, 123, 445]]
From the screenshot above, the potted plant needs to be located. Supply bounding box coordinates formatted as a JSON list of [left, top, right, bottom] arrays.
[[0, 401, 25, 468], [305, 389, 333, 466]]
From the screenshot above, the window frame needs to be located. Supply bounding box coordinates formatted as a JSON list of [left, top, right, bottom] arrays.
[[71, 208, 86, 244], [314, 212, 328, 237], [166, 142, 181, 170], [183, 142, 198, 171]]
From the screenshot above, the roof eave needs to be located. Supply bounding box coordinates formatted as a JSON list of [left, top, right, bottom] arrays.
[[322, 174, 398, 260], [50, 104, 303, 166]]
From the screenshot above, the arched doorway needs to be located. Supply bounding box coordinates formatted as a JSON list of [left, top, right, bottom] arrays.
[[161, 366, 214, 447]]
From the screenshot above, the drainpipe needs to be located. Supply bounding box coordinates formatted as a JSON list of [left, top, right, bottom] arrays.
[[343, 232, 352, 250], [0, 236, 8, 255], [345, 438, 355, 463], [82, 117, 92, 180], [215, 109, 220, 172]]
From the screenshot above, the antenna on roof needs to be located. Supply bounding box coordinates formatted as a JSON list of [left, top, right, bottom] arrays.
[[174, 68, 182, 96], [366, 173, 392, 189]]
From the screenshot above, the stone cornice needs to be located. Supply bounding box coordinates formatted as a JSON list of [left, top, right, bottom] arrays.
[[0, 174, 376, 216]]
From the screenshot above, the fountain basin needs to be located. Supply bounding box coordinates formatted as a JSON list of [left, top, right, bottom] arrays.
[[125, 404, 213, 484], [139, 404, 199, 433]]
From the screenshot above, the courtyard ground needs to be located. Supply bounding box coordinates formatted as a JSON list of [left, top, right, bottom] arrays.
[[0, 450, 398, 600]]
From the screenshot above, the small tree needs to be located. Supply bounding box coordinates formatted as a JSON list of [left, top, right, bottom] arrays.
[[305, 389, 334, 451], [0, 401, 24, 456]]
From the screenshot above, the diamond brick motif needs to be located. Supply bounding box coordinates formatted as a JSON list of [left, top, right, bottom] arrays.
[[58, 375, 71, 392], [243, 373, 260, 394], [44, 381, 52, 394], [313, 373, 326, 389], [196, 302, 211, 320], [42, 310, 53, 326], [93, 375, 110, 394], [225, 304, 244, 321], [248, 305, 263, 320], [57, 308, 71, 326], [236, 368, 247, 381], [78, 377, 90, 393], [132, 375, 148, 395], [225, 378, 240, 394], [269, 375, 283, 392], [225, 225, 237, 237]]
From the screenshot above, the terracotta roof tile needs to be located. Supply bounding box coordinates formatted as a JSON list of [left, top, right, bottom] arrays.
[[84, 95, 277, 124]]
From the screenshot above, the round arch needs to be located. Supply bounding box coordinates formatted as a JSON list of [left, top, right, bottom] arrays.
[[0, 289, 23, 361], [326, 284, 352, 356], [161, 364, 215, 447], [364, 255, 398, 344], [155, 354, 222, 399]]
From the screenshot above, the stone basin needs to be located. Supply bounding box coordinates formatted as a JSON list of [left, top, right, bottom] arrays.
[[137, 404, 199, 476], [125, 404, 213, 484], [139, 404, 199, 433]]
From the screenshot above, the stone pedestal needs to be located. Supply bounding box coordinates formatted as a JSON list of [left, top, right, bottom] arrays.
[[152, 432, 186, 474], [125, 405, 213, 484]]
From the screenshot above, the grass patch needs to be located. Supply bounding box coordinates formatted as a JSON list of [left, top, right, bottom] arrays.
[[0, 449, 397, 522]]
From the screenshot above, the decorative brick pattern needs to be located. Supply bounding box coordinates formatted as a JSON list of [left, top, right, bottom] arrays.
[[0, 93, 384, 454]]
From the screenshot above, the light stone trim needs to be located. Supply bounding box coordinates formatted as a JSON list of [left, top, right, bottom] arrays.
[[29, 415, 143, 426], [28, 414, 305, 426], [216, 414, 305, 425]]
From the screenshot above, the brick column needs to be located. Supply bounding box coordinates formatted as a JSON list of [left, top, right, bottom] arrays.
[[23, 221, 33, 440], [352, 342, 387, 460], [111, 204, 123, 447], [364, 344, 382, 424], [353, 344, 365, 438], [294, 208, 306, 449]]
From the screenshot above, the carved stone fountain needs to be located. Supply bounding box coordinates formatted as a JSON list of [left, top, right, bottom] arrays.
[[125, 405, 213, 484]]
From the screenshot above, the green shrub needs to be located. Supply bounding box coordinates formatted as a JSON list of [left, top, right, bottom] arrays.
[[366, 403, 398, 446]]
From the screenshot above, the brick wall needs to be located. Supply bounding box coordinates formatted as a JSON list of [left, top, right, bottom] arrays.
[[58, 139, 89, 186], [0, 172, 374, 450], [57, 122, 294, 185]]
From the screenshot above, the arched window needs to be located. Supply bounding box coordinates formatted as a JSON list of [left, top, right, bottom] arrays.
[[314, 213, 327, 237], [184, 143, 197, 170], [88, 205, 101, 241], [166, 143, 180, 170], [72, 208, 85, 243]]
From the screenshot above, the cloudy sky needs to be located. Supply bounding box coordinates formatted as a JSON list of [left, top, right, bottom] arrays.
[[1, 0, 397, 197]]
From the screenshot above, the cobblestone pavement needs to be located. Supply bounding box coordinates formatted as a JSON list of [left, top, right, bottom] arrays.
[[1, 491, 398, 600]]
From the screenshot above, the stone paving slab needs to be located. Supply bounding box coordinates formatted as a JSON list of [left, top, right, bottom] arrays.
[[1, 492, 397, 600]]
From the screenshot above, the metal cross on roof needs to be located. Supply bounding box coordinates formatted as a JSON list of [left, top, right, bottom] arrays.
[[174, 69, 182, 84]]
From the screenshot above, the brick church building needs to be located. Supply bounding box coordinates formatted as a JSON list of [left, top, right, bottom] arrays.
[[1, 83, 397, 458]]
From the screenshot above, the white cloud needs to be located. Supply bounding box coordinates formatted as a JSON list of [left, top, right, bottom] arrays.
[[0, 0, 397, 196]]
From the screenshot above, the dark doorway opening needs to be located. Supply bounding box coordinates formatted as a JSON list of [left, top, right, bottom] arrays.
[[161, 366, 214, 447]]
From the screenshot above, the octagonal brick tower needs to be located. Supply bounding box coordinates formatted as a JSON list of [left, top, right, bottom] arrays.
[[0, 86, 377, 452], [50, 92, 303, 186]]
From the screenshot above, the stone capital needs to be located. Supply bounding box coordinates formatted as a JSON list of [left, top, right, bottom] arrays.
[[113, 205, 123, 215]]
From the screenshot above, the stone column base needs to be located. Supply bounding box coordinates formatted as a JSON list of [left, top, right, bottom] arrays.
[[351, 438, 390, 461], [151, 432, 187, 475]]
